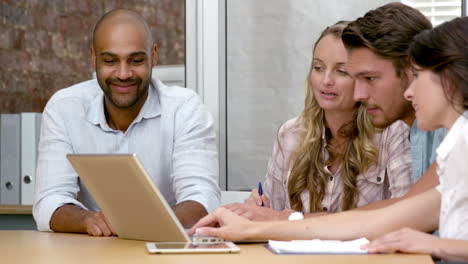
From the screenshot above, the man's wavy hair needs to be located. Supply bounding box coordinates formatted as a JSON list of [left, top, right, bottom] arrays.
[[341, 2, 432, 85]]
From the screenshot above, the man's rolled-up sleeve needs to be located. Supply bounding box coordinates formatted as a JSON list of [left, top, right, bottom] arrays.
[[33, 99, 87, 231], [171, 94, 221, 213]]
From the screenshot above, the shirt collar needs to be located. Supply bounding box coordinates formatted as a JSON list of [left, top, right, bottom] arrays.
[[135, 78, 162, 121], [436, 111, 468, 160], [409, 119, 420, 142], [85, 78, 162, 130]]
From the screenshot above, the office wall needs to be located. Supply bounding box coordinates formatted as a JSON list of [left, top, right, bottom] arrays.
[[0, 0, 184, 113], [226, 0, 394, 190]]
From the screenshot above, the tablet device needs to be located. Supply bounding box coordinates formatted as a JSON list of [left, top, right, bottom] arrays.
[[146, 241, 240, 254]]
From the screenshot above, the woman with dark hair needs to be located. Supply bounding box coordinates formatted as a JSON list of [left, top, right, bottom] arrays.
[[189, 16, 468, 261]]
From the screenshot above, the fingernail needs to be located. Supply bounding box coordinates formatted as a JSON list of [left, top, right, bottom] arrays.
[[195, 228, 205, 236]]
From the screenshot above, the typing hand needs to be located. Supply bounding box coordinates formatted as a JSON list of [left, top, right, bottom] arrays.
[[244, 188, 271, 207], [188, 207, 255, 241], [83, 211, 116, 237]]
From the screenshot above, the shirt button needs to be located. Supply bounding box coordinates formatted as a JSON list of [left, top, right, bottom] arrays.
[[377, 177, 382, 182], [329, 176, 333, 181], [323, 207, 328, 212]]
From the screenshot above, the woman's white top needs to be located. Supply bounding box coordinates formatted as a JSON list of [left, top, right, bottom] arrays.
[[436, 111, 468, 240]]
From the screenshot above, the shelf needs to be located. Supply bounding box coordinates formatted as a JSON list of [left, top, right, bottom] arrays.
[[0, 205, 33, 215]]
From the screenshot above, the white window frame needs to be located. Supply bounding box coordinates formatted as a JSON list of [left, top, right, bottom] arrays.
[[185, 0, 227, 189]]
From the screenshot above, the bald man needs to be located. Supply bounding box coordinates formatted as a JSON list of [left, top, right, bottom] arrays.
[[33, 9, 220, 236]]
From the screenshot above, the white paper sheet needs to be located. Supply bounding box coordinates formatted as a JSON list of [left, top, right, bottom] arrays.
[[268, 237, 369, 254]]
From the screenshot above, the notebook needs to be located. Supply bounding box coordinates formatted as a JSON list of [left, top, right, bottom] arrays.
[[66, 153, 219, 243]]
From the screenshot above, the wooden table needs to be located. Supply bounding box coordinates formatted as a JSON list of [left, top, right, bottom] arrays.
[[0, 231, 434, 264]]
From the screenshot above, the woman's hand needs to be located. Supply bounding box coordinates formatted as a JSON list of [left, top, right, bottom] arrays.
[[244, 188, 271, 207], [224, 203, 292, 221], [188, 207, 258, 241], [363, 227, 440, 255]]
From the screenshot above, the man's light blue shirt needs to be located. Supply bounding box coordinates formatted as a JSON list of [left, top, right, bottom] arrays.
[[33, 78, 221, 231], [410, 120, 447, 182]]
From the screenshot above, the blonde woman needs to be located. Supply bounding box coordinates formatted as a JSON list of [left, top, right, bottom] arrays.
[[225, 21, 413, 220]]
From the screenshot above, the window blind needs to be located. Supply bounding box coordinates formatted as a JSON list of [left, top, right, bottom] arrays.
[[402, 0, 462, 25]]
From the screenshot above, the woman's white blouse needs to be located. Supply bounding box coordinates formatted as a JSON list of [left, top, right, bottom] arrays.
[[436, 112, 468, 240]]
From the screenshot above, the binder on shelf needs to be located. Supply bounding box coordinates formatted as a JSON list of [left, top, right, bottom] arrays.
[[0, 114, 21, 205], [0, 116, 1, 204], [20, 113, 42, 205]]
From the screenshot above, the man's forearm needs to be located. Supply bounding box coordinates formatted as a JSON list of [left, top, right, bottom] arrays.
[[354, 196, 404, 211], [50, 204, 91, 233], [355, 162, 440, 211], [172, 200, 208, 228]]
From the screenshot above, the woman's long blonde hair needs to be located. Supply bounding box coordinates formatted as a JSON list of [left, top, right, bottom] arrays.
[[287, 21, 378, 212]]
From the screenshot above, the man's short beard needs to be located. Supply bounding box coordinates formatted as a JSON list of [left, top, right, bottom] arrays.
[[97, 75, 151, 109]]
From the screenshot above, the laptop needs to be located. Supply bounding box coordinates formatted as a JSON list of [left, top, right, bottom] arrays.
[[66, 153, 218, 243]]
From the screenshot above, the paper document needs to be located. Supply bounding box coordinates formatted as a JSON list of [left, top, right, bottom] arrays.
[[268, 237, 369, 254]]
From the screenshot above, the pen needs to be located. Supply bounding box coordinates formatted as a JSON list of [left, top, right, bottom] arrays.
[[258, 181, 264, 207]]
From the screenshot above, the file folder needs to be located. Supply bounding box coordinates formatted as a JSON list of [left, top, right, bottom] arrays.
[[0, 116, 1, 204], [0, 114, 21, 205], [20, 113, 42, 205]]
